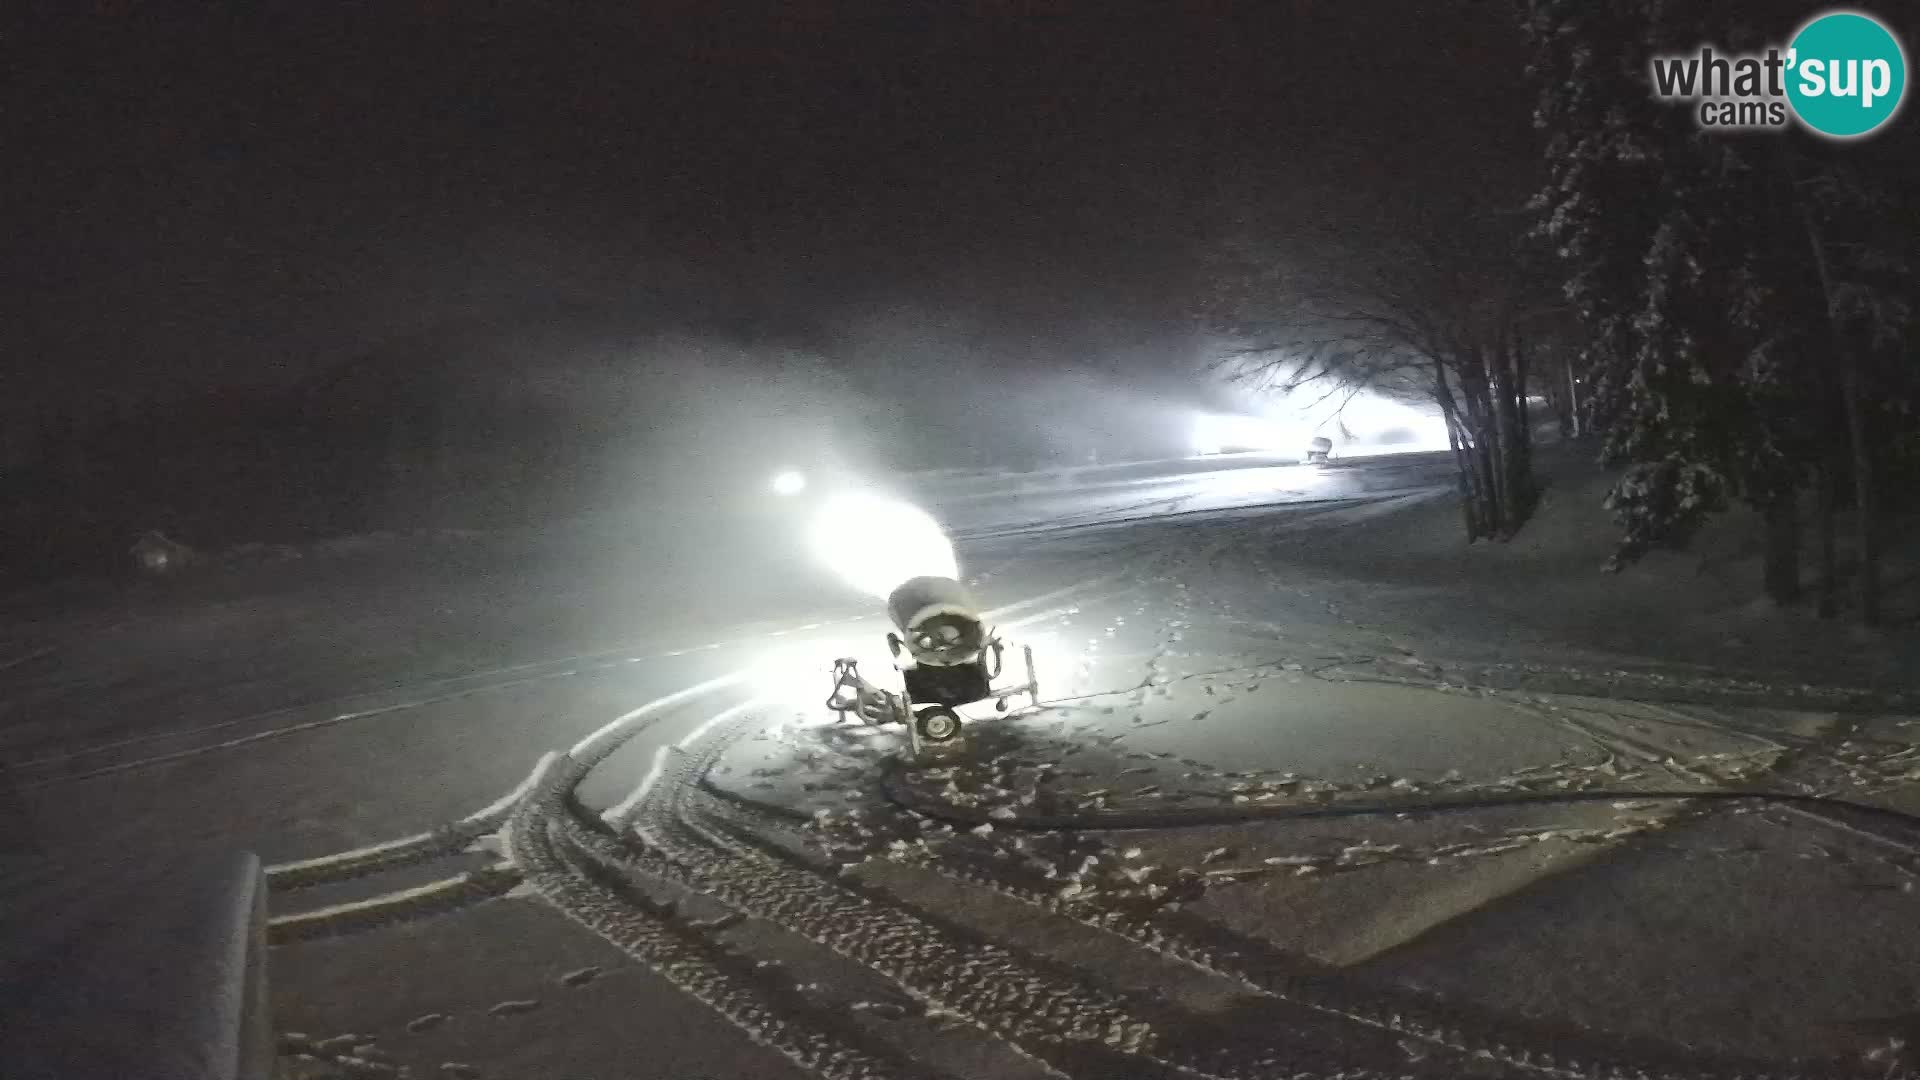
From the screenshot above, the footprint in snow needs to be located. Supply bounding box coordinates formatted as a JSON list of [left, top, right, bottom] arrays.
[[559, 966, 602, 988], [350, 1044, 397, 1065], [488, 999, 541, 1017]]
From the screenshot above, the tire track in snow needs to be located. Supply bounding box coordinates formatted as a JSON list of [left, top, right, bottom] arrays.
[[263, 570, 1123, 937], [504, 758, 945, 1080], [267, 862, 524, 944], [698, 753, 1527, 1080], [616, 705, 1376, 1080], [264, 675, 746, 939], [707, 755, 1860, 1080], [264, 672, 743, 897], [263, 552, 1257, 1077], [268, 752, 560, 890], [13, 613, 874, 781]]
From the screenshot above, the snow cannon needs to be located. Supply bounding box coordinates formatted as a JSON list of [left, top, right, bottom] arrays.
[[824, 574, 1041, 748]]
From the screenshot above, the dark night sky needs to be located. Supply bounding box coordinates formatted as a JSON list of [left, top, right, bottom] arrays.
[[4, 2, 1534, 429]]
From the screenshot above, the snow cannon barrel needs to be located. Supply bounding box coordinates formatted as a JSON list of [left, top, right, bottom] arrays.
[[886, 575, 987, 667]]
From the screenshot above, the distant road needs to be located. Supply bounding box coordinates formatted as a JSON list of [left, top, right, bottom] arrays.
[[920, 450, 1456, 537]]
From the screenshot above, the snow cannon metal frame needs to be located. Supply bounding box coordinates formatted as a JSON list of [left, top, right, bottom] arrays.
[[824, 575, 1040, 749]]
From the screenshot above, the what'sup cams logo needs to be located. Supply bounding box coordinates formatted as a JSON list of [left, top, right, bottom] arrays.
[[1650, 9, 1908, 138]]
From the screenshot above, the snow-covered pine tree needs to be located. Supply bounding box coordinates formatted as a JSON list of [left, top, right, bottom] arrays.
[[1522, 0, 1912, 617]]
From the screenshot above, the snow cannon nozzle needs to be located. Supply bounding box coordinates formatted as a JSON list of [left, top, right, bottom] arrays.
[[885, 575, 986, 668]]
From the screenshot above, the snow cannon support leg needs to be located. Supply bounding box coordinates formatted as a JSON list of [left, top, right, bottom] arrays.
[[825, 658, 905, 727], [992, 643, 1040, 713]]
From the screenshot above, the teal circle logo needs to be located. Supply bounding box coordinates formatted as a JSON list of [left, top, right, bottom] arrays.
[[1786, 11, 1908, 138]]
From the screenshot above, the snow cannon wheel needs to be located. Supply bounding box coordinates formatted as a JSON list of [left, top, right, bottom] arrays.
[[914, 706, 963, 743]]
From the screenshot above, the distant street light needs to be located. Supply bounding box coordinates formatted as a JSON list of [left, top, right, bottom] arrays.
[[770, 469, 807, 496]]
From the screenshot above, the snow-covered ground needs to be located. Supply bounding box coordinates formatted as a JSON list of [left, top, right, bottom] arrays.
[[1251, 443, 1920, 699], [10, 450, 1920, 1079], [702, 512, 1920, 1069]]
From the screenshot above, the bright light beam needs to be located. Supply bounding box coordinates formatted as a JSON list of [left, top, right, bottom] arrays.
[[807, 493, 959, 599], [1190, 412, 1299, 457]]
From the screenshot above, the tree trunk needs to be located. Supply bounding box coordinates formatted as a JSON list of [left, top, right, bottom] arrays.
[[1500, 333, 1534, 531], [1483, 350, 1512, 536], [1457, 353, 1504, 538], [1762, 493, 1801, 606], [1446, 423, 1479, 539], [1564, 354, 1581, 438], [1842, 363, 1880, 625], [1515, 338, 1533, 470], [1434, 360, 1484, 540], [1802, 203, 1881, 626], [1479, 444, 1501, 538], [1816, 457, 1838, 618]]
